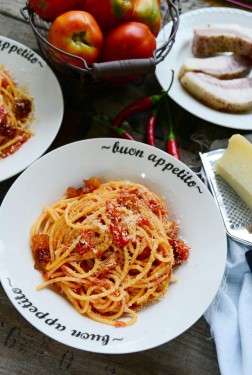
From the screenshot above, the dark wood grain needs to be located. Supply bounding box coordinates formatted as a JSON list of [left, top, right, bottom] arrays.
[[0, 284, 220, 375], [1, 1, 241, 373]]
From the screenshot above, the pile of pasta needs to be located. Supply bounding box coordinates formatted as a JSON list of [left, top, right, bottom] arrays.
[[31, 178, 189, 327], [0, 65, 33, 158]]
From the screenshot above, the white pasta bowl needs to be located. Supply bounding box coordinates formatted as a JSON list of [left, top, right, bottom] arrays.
[[0, 138, 227, 353]]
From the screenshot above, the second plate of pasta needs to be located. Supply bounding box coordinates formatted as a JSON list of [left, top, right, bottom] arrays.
[[0, 36, 64, 181]]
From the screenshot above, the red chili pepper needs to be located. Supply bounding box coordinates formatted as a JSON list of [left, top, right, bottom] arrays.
[[165, 97, 180, 160], [167, 134, 180, 160], [166, 124, 180, 160], [112, 70, 175, 141], [146, 107, 158, 147], [112, 93, 165, 130]]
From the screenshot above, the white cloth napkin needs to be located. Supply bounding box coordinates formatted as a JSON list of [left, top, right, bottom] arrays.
[[204, 237, 252, 375]]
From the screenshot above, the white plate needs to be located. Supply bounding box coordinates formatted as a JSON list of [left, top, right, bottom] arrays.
[[0, 138, 227, 354], [0, 36, 64, 181], [156, 7, 252, 129]]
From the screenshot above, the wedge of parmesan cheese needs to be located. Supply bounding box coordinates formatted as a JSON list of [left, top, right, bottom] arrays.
[[215, 134, 252, 210]]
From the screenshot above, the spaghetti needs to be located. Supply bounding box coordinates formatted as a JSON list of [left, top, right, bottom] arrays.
[[30, 178, 189, 327], [0, 65, 33, 158]]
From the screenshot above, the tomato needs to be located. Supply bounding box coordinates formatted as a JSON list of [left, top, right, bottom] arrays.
[[82, 0, 134, 31], [28, 0, 83, 21], [131, 0, 161, 37], [101, 21, 156, 62], [48, 11, 103, 68]]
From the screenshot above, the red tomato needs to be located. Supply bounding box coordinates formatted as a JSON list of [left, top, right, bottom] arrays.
[[28, 0, 83, 21], [82, 0, 134, 31], [131, 0, 161, 37], [101, 22, 156, 62], [48, 11, 103, 68]]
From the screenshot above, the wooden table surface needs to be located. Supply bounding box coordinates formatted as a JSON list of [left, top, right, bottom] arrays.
[[0, 1, 250, 374]]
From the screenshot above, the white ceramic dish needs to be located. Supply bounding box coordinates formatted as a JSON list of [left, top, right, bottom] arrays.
[[0, 36, 64, 181], [156, 7, 252, 129], [0, 138, 227, 353]]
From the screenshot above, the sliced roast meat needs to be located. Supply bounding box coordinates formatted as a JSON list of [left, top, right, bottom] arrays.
[[192, 24, 252, 58], [180, 72, 252, 113], [179, 55, 252, 80]]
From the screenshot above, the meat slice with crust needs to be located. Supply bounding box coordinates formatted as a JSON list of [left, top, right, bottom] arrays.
[[192, 24, 252, 58]]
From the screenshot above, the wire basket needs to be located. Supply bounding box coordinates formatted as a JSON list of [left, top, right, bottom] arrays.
[[21, 0, 181, 91]]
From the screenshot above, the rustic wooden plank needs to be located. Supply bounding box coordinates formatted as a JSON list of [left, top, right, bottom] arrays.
[[1, 0, 27, 20], [0, 14, 37, 50], [0, 285, 220, 375]]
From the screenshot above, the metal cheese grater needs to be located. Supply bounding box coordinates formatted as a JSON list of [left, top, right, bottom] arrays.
[[200, 149, 252, 247]]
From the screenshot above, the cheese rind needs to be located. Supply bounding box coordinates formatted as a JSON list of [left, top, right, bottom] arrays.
[[215, 134, 252, 210]]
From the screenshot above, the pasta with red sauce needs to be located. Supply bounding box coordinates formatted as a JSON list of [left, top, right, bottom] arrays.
[[0, 65, 33, 158], [30, 177, 190, 327]]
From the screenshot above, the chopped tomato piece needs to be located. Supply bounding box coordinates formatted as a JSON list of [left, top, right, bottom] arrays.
[[149, 198, 168, 219], [0, 123, 16, 139], [137, 216, 151, 227], [106, 200, 129, 247], [172, 239, 190, 265], [110, 222, 129, 247], [74, 229, 94, 255], [66, 177, 100, 198], [83, 176, 101, 189], [31, 234, 50, 271], [115, 320, 127, 328], [13, 98, 32, 120]]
